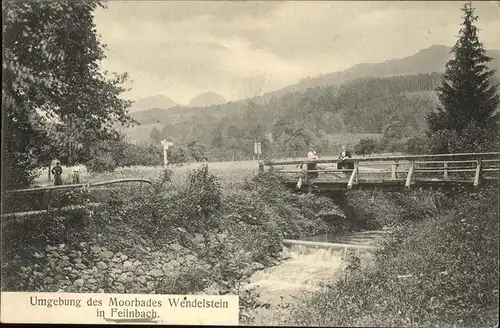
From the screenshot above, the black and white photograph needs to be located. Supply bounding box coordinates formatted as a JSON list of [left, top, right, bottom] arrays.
[[1, 0, 499, 326]]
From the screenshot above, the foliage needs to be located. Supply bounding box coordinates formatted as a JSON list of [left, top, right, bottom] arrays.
[[2, 0, 134, 189], [426, 2, 499, 153], [86, 153, 117, 173], [404, 134, 429, 155], [353, 138, 381, 156]]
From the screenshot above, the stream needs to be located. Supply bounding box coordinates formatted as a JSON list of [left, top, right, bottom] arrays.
[[242, 230, 388, 325]]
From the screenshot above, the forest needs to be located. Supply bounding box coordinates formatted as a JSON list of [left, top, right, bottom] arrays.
[[128, 72, 444, 162]]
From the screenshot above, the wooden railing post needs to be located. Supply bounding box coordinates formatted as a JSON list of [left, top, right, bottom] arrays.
[[443, 162, 449, 179], [474, 158, 482, 187], [405, 161, 415, 189], [391, 163, 397, 180], [347, 161, 359, 189], [258, 161, 264, 173]]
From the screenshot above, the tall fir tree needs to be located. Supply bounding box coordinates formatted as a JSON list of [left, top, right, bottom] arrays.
[[426, 2, 499, 152]]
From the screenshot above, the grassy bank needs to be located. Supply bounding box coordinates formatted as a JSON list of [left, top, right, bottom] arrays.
[[282, 186, 499, 327], [1, 168, 349, 323]]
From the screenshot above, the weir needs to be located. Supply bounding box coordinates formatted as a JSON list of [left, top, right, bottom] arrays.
[[245, 231, 382, 296], [243, 232, 382, 325]]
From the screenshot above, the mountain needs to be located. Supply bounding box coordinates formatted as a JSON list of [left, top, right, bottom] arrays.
[[253, 45, 500, 103], [129, 95, 177, 112], [188, 91, 227, 107]]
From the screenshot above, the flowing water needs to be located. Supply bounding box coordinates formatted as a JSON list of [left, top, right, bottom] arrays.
[[242, 230, 388, 325]]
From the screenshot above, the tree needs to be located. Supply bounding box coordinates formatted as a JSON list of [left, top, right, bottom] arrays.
[[149, 127, 162, 144], [426, 2, 499, 153], [353, 138, 381, 156], [2, 0, 135, 188]]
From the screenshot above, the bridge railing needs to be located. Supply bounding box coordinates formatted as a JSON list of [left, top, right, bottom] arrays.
[[260, 152, 499, 189], [2, 178, 154, 218]]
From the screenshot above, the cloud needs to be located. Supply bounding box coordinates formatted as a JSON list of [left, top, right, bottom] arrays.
[[93, 1, 500, 103]]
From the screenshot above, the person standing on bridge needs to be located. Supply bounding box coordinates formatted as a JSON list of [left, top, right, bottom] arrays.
[[307, 147, 319, 179], [51, 162, 63, 186], [338, 145, 354, 175]]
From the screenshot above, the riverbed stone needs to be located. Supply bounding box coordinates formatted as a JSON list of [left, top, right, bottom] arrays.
[[100, 250, 114, 259], [251, 262, 265, 270], [123, 260, 133, 270], [43, 277, 55, 284], [75, 263, 87, 270], [148, 269, 163, 277], [169, 243, 183, 252], [96, 261, 108, 270], [73, 279, 84, 287]]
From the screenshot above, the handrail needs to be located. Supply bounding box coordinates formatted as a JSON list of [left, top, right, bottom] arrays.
[[264, 152, 499, 190], [4, 178, 154, 194], [1, 203, 104, 221], [265, 152, 500, 166]]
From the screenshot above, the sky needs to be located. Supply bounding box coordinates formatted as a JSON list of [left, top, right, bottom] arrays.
[[93, 1, 500, 105]]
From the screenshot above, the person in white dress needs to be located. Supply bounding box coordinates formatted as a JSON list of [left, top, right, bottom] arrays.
[[306, 147, 319, 179]]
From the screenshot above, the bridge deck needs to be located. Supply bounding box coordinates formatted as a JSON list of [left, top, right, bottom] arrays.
[[262, 152, 499, 192]]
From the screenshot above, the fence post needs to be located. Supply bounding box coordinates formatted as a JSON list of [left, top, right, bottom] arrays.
[[443, 162, 449, 179], [391, 162, 397, 180], [347, 161, 359, 189], [405, 161, 415, 189], [474, 158, 482, 187], [258, 161, 264, 173]]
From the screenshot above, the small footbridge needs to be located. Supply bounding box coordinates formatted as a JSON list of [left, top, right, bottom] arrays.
[[260, 152, 499, 192]]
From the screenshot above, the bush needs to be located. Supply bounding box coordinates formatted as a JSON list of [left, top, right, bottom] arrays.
[[353, 138, 381, 156], [405, 134, 429, 155], [86, 153, 116, 173]]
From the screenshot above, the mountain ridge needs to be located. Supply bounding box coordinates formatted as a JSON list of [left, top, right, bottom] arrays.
[[250, 45, 500, 103], [188, 91, 227, 107]]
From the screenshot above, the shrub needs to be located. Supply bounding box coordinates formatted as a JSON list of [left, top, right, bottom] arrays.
[[86, 153, 116, 173], [353, 138, 381, 156]]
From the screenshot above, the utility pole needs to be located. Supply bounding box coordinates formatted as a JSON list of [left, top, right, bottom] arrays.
[[160, 139, 174, 168]]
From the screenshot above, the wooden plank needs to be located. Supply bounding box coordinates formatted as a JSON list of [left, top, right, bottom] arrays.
[[1, 203, 103, 221], [266, 152, 500, 166], [414, 169, 476, 173], [6, 178, 154, 194], [474, 159, 482, 187], [405, 163, 415, 189], [347, 164, 359, 189], [279, 169, 354, 173]]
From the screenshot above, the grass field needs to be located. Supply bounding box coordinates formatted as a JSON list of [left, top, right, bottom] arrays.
[[34, 152, 409, 188], [34, 160, 262, 189]]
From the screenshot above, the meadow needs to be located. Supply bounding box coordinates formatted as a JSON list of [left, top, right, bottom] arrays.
[[34, 150, 402, 190]]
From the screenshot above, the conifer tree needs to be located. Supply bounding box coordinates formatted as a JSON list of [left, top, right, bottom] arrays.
[[426, 2, 499, 152]]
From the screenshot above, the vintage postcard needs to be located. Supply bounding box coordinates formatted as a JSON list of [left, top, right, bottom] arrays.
[[1, 0, 499, 326]]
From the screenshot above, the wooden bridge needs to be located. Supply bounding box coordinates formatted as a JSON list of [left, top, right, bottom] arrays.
[[260, 152, 499, 192]]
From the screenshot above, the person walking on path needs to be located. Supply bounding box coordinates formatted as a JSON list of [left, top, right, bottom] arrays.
[[51, 162, 63, 185]]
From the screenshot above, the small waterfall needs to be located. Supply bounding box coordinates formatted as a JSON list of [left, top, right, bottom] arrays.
[[245, 244, 346, 295], [242, 232, 384, 325]]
